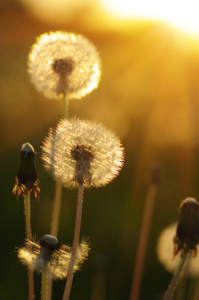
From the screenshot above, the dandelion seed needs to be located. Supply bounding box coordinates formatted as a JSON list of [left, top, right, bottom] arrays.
[[28, 31, 101, 100], [18, 234, 90, 280], [42, 118, 124, 188], [12, 142, 40, 200]]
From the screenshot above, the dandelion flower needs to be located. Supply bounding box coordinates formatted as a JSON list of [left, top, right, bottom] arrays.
[[157, 222, 199, 276], [42, 118, 124, 188], [18, 234, 90, 280], [28, 31, 101, 100]]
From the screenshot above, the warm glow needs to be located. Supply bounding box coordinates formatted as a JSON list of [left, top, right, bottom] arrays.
[[19, 0, 99, 24], [100, 0, 199, 35]]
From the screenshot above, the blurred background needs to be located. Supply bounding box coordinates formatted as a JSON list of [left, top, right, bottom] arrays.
[[1, 0, 199, 299]]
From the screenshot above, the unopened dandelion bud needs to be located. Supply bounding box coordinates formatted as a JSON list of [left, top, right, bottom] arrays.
[[18, 237, 89, 280], [12, 143, 40, 199], [157, 222, 199, 276], [28, 31, 101, 100], [42, 118, 124, 188], [174, 197, 199, 256], [17, 143, 37, 188]]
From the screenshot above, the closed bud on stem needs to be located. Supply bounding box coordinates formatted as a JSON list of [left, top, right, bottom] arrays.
[[12, 143, 40, 200], [174, 197, 199, 256], [18, 143, 37, 188]]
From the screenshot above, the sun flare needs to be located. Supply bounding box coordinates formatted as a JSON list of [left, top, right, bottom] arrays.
[[100, 0, 199, 35]]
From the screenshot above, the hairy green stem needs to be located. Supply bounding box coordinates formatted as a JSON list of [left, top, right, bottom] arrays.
[[24, 189, 34, 300]]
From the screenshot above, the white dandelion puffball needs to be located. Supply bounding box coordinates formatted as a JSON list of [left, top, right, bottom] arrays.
[[28, 31, 101, 100], [157, 222, 199, 276], [42, 118, 124, 188], [18, 236, 90, 280]]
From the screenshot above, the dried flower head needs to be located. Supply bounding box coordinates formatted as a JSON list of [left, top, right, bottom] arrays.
[[18, 234, 90, 279], [174, 197, 199, 256], [157, 223, 199, 276], [28, 31, 101, 100], [12, 143, 40, 200], [42, 118, 124, 188]]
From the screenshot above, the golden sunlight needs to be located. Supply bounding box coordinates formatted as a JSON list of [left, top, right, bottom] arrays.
[[100, 0, 199, 35]]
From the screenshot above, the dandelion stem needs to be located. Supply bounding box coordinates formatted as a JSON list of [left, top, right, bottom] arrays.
[[48, 95, 69, 300], [50, 95, 69, 238], [50, 181, 63, 237], [192, 278, 199, 300], [63, 96, 69, 119], [24, 188, 34, 300], [41, 271, 48, 300], [162, 251, 190, 300], [24, 189, 32, 241], [129, 166, 159, 300], [62, 182, 84, 300], [47, 181, 63, 300]]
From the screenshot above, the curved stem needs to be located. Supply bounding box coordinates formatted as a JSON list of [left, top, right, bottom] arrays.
[[62, 183, 84, 300], [24, 189, 34, 300], [162, 251, 190, 300]]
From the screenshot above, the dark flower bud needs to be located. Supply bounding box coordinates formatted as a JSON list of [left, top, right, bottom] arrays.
[[174, 197, 199, 256], [13, 143, 40, 200], [17, 143, 37, 189]]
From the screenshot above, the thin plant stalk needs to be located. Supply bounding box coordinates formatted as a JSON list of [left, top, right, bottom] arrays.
[[41, 271, 49, 300], [63, 96, 69, 119], [162, 251, 190, 300], [129, 170, 159, 300], [50, 96, 69, 237], [24, 188, 34, 300], [62, 182, 84, 300], [48, 96, 69, 300], [50, 181, 63, 237], [192, 278, 199, 300]]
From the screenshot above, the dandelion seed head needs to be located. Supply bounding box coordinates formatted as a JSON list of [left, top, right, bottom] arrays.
[[28, 31, 101, 100], [42, 118, 124, 188], [18, 237, 89, 279], [52, 58, 74, 76], [157, 223, 199, 276]]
